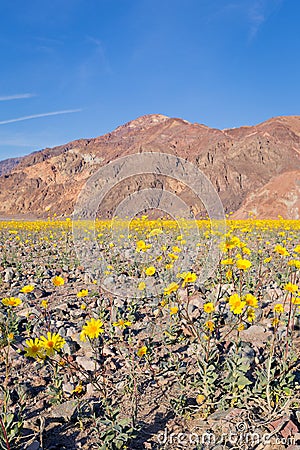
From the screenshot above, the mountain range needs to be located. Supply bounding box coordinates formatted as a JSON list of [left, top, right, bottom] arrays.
[[1, 114, 300, 219]]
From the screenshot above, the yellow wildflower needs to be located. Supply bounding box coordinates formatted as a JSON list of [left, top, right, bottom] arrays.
[[196, 394, 206, 405], [271, 317, 280, 327], [221, 258, 234, 265], [137, 345, 147, 357], [170, 306, 179, 315], [247, 308, 256, 322], [284, 282, 298, 293], [236, 259, 252, 270], [164, 282, 179, 295], [228, 294, 246, 315], [73, 383, 83, 394], [113, 318, 132, 329], [220, 236, 240, 251], [145, 266, 156, 276], [20, 285, 34, 293], [2, 297, 22, 307], [204, 320, 215, 332], [172, 246, 181, 253], [138, 281, 146, 290], [160, 298, 168, 307], [237, 323, 245, 332], [77, 289, 89, 298], [40, 299, 48, 309], [203, 302, 215, 313], [244, 294, 258, 308], [39, 332, 66, 356], [288, 259, 300, 269], [80, 318, 104, 341], [182, 271, 197, 287], [24, 338, 45, 360], [226, 269, 232, 280], [273, 304, 284, 314], [136, 240, 147, 251], [274, 244, 289, 257], [52, 276, 65, 286]]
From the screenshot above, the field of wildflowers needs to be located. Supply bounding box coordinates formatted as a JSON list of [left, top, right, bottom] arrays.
[[0, 217, 300, 449]]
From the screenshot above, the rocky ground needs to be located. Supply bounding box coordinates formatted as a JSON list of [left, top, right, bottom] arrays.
[[0, 219, 300, 449]]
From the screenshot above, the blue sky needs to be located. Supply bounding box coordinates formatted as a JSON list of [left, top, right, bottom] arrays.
[[0, 0, 298, 160]]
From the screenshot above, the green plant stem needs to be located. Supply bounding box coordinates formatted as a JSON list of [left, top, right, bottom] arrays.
[[0, 415, 11, 450], [266, 336, 275, 411]]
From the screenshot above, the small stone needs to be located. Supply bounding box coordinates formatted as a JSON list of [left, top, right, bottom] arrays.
[[66, 326, 77, 338], [102, 345, 115, 357], [56, 302, 69, 311], [33, 288, 48, 299], [63, 381, 74, 394], [84, 273, 93, 283], [86, 383, 97, 396], [4, 267, 14, 282], [26, 441, 41, 450], [64, 338, 80, 355], [240, 325, 272, 347], [280, 419, 299, 439], [76, 356, 99, 371], [48, 400, 77, 421]]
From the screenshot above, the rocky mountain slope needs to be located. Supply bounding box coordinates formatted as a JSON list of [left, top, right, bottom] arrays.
[[0, 156, 22, 176], [0, 114, 300, 219]]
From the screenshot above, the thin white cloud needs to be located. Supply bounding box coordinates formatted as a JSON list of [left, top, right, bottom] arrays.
[[0, 109, 82, 125], [248, 0, 284, 40], [0, 93, 36, 101], [212, 0, 284, 41], [248, 1, 266, 39]]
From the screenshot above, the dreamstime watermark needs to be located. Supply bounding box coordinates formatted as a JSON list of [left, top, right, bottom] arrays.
[[72, 152, 226, 298], [156, 424, 297, 447]]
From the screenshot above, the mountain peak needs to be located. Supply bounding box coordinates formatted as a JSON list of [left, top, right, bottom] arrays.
[[114, 114, 170, 133]]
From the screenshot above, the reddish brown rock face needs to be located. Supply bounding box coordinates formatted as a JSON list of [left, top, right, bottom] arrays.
[[1, 114, 300, 219]]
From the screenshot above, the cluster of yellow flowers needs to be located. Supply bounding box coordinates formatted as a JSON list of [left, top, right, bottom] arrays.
[[24, 332, 66, 360]]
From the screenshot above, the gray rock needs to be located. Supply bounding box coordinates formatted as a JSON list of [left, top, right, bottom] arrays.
[[48, 399, 77, 421], [4, 267, 14, 282], [64, 338, 80, 355], [26, 441, 41, 450], [63, 381, 74, 394], [33, 288, 48, 299], [58, 326, 67, 337], [84, 273, 93, 283], [240, 325, 272, 347], [86, 383, 97, 396], [76, 355, 99, 371], [66, 326, 77, 338]]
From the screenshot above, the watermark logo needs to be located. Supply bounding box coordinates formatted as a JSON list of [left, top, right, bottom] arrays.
[[72, 152, 226, 298], [157, 423, 297, 447]]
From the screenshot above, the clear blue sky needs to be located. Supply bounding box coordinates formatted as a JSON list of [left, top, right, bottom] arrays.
[[0, 0, 299, 160]]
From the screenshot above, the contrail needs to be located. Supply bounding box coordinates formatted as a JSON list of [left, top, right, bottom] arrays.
[[0, 93, 35, 101], [0, 109, 82, 125]]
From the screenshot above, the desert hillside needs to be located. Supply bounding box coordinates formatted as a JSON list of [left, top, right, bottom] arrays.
[[1, 114, 300, 219]]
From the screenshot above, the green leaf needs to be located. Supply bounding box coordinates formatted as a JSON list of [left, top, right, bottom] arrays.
[[237, 375, 252, 387]]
